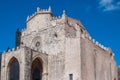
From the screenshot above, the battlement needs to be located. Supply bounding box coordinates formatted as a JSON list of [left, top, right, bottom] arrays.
[[2, 46, 22, 54], [26, 6, 52, 22], [0, 5, 117, 80], [82, 32, 114, 57], [2, 46, 48, 56]]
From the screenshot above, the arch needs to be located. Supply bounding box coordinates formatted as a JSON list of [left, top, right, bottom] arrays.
[[7, 57, 20, 80], [31, 57, 43, 80]]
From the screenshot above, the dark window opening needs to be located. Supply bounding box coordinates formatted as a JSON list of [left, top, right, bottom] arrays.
[[35, 42, 40, 47], [54, 33, 58, 37], [8, 57, 20, 80], [31, 58, 43, 80], [69, 74, 73, 80]]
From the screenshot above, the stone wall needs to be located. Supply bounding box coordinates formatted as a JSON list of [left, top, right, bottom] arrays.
[[81, 31, 118, 80], [1, 47, 26, 80], [0, 7, 118, 80], [118, 67, 120, 80]]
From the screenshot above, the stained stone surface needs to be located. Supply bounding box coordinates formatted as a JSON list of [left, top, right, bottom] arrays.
[[0, 7, 118, 80]]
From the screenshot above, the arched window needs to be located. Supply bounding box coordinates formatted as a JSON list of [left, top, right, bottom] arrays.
[[8, 57, 20, 80], [31, 58, 43, 80]]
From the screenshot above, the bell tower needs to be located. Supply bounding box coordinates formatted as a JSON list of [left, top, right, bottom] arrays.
[[15, 28, 21, 48]]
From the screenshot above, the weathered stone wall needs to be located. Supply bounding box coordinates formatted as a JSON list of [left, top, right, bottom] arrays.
[[81, 31, 118, 80], [0, 47, 26, 80], [63, 17, 82, 80], [21, 10, 67, 80], [26, 13, 52, 34], [23, 47, 48, 80], [0, 47, 48, 80], [0, 7, 118, 80], [118, 67, 120, 80], [21, 25, 65, 55], [64, 38, 81, 80]]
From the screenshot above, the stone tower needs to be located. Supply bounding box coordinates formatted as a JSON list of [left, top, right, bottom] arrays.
[[0, 7, 118, 80], [16, 29, 21, 47]]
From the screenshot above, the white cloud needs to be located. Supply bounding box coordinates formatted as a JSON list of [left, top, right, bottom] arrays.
[[99, 0, 120, 11]]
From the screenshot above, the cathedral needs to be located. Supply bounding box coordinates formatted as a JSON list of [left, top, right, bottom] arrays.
[[0, 7, 118, 80]]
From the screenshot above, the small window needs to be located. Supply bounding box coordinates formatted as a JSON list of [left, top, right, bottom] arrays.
[[35, 42, 40, 47], [54, 33, 58, 37], [69, 74, 73, 80]]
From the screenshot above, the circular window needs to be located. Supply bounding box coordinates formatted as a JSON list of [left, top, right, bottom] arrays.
[[35, 42, 40, 47]]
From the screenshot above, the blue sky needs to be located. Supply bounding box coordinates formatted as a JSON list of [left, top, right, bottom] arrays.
[[0, 0, 120, 65]]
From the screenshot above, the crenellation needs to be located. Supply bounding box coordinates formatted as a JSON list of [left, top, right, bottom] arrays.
[[98, 43, 102, 48], [105, 48, 109, 52], [95, 41, 99, 45], [37, 7, 40, 12], [8, 49, 11, 53], [101, 45, 104, 49], [42, 9, 45, 11], [85, 33, 89, 38], [86, 34, 110, 52], [48, 6, 51, 12], [26, 16, 30, 21], [62, 10, 66, 16], [32, 13, 35, 17], [88, 36, 92, 40], [92, 38, 95, 43], [0, 7, 117, 80], [58, 16, 61, 19], [104, 46, 107, 50], [83, 32, 115, 58], [55, 16, 58, 20], [112, 53, 115, 57], [26, 7, 52, 22]]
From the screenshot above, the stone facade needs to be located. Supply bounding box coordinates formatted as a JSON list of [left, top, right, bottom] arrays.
[[118, 67, 119, 80], [0, 7, 118, 80]]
